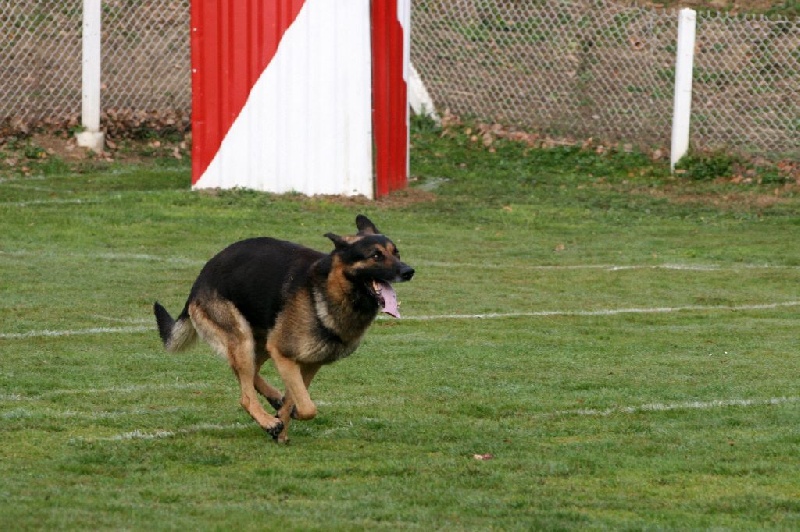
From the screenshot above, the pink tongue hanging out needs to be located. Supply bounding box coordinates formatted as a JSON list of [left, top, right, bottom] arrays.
[[372, 280, 400, 318]]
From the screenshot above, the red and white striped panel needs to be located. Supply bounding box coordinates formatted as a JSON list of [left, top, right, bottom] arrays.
[[191, 0, 409, 199]]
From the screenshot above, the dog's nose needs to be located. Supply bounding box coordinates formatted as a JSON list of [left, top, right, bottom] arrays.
[[399, 265, 415, 281]]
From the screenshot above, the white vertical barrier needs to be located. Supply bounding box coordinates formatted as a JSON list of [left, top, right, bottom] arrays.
[[408, 63, 439, 124], [76, 0, 105, 152], [670, 8, 696, 172]]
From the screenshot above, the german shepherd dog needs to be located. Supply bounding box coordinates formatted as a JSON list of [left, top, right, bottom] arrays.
[[153, 215, 414, 443]]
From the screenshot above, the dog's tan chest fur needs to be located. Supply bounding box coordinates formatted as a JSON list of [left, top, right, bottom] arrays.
[[268, 288, 369, 365]]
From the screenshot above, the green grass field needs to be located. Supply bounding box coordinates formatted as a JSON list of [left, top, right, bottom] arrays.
[[1, 126, 799, 530]]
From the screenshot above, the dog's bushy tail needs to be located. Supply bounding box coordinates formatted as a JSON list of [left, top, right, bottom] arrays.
[[153, 302, 197, 353]]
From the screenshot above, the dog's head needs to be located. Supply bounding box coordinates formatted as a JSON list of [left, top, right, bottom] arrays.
[[325, 215, 414, 317]]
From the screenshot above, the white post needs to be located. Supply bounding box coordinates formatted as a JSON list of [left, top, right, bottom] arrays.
[[408, 63, 440, 124], [670, 8, 696, 172], [76, 0, 105, 152]]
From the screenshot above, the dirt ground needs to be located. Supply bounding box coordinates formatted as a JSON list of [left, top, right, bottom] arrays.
[[637, 0, 792, 13], [0, 131, 442, 207], [0, 131, 190, 173]]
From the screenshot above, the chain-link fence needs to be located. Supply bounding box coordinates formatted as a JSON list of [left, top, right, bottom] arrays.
[[0, 1, 83, 129], [0, 0, 190, 135], [691, 12, 798, 157], [0, 1, 797, 158], [412, 0, 798, 158], [413, 0, 677, 145]]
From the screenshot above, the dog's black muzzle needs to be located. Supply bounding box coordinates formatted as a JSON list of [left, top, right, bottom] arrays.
[[398, 264, 415, 282]]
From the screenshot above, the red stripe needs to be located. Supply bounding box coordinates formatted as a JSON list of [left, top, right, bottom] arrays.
[[191, 0, 307, 184], [371, 0, 408, 198]]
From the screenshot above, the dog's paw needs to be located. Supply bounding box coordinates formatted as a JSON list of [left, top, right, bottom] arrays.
[[267, 396, 284, 412], [264, 420, 284, 441]]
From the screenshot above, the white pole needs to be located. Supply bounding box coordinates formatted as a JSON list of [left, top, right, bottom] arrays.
[[76, 0, 105, 152], [670, 8, 696, 172], [408, 63, 440, 124]]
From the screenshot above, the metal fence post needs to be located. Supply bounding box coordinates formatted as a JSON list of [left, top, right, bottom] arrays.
[[670, 8, 696, 172], [76, 0, 105, 152]]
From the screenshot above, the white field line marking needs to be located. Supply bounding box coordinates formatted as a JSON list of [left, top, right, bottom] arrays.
[[0, 198, 104, 207], [415, 261, 800, 272], [3, 249, 800, 273], [1, 176, 187, 208], [392, 300, 800, 321], [92, 314, 153, 324], [0, 249, 204, 266], [104, 422, 252, 442], [0, 325, 151, 339], [0, 394, 24, 402], [86, 251, 203, 265], [3, 301, 799, 340], [83, 396, 799, 442], [2, 406, 185, 421], [0, 382, 217, 402], [550, 396, 799, 418]]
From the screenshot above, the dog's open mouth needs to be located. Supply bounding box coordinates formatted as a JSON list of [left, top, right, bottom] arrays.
[[371, 280, 400, 318]]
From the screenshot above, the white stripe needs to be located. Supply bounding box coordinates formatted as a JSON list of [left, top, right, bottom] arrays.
[[0, 186, 185, 208], [1, 382, 217, 402], [4, 248, 798, 273], [92, 315, 153, 324], [0, 326, 151, 339], [4, 300, 799, 339], [107, 422, 251, 441], [0, 198, 101, 207], [0, 249, 204, 266], [2, 406, 184, 421], [86, 422, 252, 442], [0, 394, 24, 402], [88, 396, 798, 442], [87, 252, 202, 265], [415, 261, 800, 272], [391, 301, 800, 321], [551, 396, 799, 417]]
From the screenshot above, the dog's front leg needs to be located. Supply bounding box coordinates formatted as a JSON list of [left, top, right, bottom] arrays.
[[269, 348, 319, 442], [288, 362, 322, 416]]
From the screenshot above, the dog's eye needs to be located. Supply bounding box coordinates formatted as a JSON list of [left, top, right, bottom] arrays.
[[371, 250, 384, 261]]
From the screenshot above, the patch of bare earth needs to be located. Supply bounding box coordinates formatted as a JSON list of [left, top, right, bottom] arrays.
[[633, 180, 799, 211], [30, 133, 103, 162], [1, 132, 190, 177]]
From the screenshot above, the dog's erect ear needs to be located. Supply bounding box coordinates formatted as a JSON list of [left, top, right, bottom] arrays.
[[325, 232, 349, 251], [356, 214, 380, 235]]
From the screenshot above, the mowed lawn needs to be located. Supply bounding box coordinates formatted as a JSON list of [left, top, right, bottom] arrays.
[[1, 128, 798, 530]]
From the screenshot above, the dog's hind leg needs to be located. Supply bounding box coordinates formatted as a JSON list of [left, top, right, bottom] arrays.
[[254, 357, 285, 412], [253, 342, 285, 411], [189, 300, 284, 440]]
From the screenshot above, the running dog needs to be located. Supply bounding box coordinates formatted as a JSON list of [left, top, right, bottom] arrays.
[[153, 215, 414, 443]]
